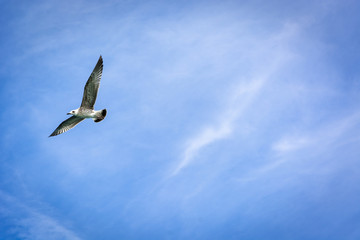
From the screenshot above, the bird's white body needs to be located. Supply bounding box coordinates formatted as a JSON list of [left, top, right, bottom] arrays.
[[66, 107, 107, 123], [68, 108, 99, 118]]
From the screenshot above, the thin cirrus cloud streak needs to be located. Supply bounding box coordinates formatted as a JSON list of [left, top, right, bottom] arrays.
[[238, 111, 360, 183], [170, 23, 304, 176], [0, 190, 81, 240], [273, 111, 360, 155], [170, 47, 295, 176], [170, 78, 265, 176]]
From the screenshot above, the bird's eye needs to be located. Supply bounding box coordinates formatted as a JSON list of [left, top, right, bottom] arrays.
[[72, 111, 75, 113]]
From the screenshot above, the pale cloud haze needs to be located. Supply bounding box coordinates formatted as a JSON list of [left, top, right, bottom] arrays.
[[1, 0, 360, 239]]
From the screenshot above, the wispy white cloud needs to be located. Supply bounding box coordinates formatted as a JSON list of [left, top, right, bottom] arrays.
[[272, 136, 311, 153], [238, 111, 360, 183], [171, 118, 232, 176], [170, 78, 266, 176], [169, 23, 299, 176], [273, 111, 360, 155]]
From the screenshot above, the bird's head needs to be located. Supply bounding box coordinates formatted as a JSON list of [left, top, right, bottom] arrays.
[[67, 109, 78, 115]]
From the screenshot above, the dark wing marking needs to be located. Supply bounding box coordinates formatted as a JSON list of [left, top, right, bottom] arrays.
[[49, 116, 84, 137], [80, 55, 103, 109]]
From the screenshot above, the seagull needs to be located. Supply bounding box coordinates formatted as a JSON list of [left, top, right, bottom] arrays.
[[49, 55, 107, 137]]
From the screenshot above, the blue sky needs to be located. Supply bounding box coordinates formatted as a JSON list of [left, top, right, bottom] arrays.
[[1, 0, 360, 239]]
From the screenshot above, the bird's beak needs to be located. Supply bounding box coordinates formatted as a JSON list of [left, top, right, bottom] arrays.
[[67, 112, 71, 115]]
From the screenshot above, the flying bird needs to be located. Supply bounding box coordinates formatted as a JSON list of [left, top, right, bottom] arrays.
[[49, 55, 107, 137]]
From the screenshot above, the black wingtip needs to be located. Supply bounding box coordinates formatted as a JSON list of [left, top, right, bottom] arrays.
[[97, 55, 103, 66], [49, 131, 58, 137]]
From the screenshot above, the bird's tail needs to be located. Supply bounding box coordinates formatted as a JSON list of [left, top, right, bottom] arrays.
[[94, 109, 107, 122]]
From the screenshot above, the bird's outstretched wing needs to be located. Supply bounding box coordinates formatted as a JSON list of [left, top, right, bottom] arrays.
[[80, 55, 103, 109], [49, 116, 84, 137]]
